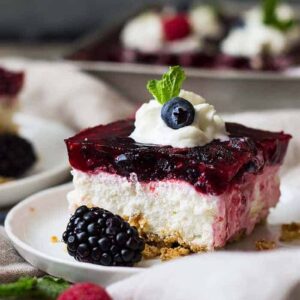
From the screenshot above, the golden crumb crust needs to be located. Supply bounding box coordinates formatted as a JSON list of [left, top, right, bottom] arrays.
[[280, 223, 300, 242], [126, 214, 207, 261], [255, 239, 277, 251]]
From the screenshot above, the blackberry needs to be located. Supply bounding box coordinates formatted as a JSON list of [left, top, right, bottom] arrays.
[[0, 133, 36, 178], [63, 206, 145, 267]]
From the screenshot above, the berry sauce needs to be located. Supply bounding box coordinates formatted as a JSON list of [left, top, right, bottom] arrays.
[[0, 68, 24, 97], [65, 120, 291, 195]]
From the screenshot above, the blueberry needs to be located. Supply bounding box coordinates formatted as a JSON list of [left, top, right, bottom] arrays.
[[233, 18, 245, 28], [161, 97, 195, 129]]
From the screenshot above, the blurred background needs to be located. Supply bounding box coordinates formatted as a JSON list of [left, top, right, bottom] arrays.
[[0, 0, 298, 58]]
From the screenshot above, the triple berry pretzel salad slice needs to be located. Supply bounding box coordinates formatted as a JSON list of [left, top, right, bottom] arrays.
[[0, 67, 36, 182], [0, 67, 24, 134], [65, 66, 291, 259], [120, 5, 224, 67], [219, 0, 300, 71]]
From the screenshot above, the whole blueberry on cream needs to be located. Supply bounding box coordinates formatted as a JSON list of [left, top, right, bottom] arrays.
[[130, 66, 228, 148]]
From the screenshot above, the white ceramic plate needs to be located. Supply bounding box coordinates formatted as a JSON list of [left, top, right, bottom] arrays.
[[0, 114, 74, 207], [5, 183, 300, 286], [5, 184, 157, 286]]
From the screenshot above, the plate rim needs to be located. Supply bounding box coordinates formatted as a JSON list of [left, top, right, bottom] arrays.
[[5, 183, 144, 275]]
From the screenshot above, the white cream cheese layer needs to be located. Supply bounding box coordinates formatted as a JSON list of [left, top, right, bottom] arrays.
[[68, 170, 219, 249], [130, 90, 228, 148]]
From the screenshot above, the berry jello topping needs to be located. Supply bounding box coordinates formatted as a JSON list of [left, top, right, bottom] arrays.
[[63, 206, 145, 267], [65, 66, 291, 195], [0, 67, 24, 97]]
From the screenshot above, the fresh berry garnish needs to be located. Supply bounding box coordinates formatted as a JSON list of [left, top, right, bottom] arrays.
[[63, 206, 145, 267], [0, 133, 36, 178], [161, 97, 195, 129], [58, 282, 112, 300], [0, 67, 24, 96], [162, 14, 191, 41]]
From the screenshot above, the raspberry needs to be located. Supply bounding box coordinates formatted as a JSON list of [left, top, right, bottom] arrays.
[[63, 206, 145, 267], [162, 14, 191, 41], [58, 283, 112, 300]]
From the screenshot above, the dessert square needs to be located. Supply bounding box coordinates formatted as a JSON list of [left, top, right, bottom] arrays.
[[65, 66, 291, 260], [66, 120, 290, 251]]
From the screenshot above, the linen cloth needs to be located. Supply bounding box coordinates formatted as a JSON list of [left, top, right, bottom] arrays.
[[0, 58, 135, 130], [1, 59, 300, 299], [0, 227, 44, 283]]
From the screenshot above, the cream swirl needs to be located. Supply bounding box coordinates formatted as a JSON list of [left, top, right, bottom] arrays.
[[130, 90, 228, 148]]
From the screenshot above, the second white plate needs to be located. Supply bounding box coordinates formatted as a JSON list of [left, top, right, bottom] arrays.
[[0, 114, 74, 206]]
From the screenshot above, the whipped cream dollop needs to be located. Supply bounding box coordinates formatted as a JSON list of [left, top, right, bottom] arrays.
[[121, 12, 164, 53], [221, 4, 298, 58], [189, 5, 222, 39], [222, 25, 287, 57], [130, 90, 228, 148], [121, 12, 201, 54]]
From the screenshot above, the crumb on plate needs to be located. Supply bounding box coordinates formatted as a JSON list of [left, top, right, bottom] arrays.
[[160, 246, 190, 261], [280, 222, 300, 242], [255, 239, 277, 251], [50, 235, 59, 244]]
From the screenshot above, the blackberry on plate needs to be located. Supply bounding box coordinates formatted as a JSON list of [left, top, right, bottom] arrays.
[[63, 206, 145, 267], [0, 133, 36, 178]]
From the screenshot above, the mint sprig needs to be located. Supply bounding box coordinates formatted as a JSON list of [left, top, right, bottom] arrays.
[[0, 276, 70, 299], [262, 0, 295, 32], [147, 66, 186, 105]]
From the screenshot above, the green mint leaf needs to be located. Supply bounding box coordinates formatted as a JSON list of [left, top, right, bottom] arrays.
[[0, 277, 37, 298], [36, 276, 70, 299], [147, 66, 186, 104], [0, 276, 70, 300], [262, 0, 295, 32]]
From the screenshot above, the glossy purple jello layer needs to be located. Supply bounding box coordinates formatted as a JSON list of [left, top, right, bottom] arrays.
[[0, 68, 24, 97], [65, 120, 291, 195]]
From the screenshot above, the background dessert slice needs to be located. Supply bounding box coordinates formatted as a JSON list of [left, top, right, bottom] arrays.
[[219, 2, 300, 70], [0, 67, 24, 133], [120, 5, 225, 68], [0, 66, 36, 181]]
